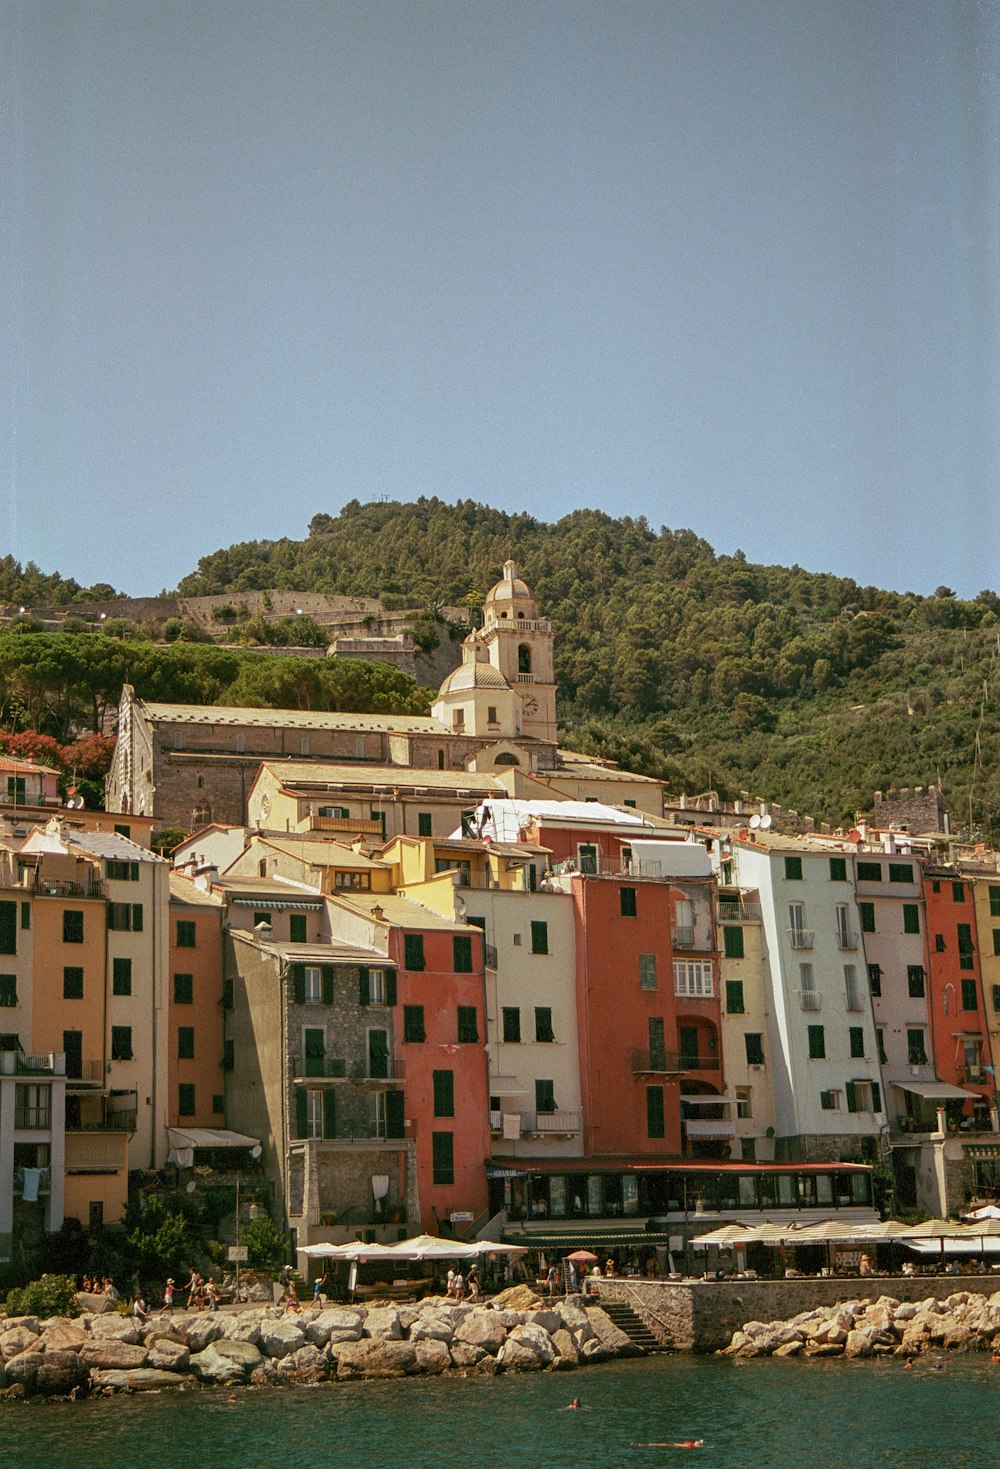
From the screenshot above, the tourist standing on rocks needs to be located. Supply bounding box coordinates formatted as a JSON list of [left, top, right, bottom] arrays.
[[313, 1272, 327, 1304], [161, 1278, 175, 1313]]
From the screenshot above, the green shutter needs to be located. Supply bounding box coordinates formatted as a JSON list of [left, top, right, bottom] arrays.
[[846, 1081, 858, 1113], [385, 971, 397, 1006], [359, 968, 370, 1005], [20, 901, 30, 930], [131, 904, 143, 932], [322, 966, 334, 1004], [323, 1089, 337, 1139], [385, 1090, 405, 1139], [295, 1089, 308, 1139], [871, 1082, 881, 1114], [723, 926, 744, 959], [292, 964, 305, 1005]]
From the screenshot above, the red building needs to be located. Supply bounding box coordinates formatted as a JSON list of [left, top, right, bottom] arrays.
[[923, 866, 993, 1124]]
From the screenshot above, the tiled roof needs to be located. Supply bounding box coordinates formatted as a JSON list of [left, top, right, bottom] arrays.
[[139, 700, 448, 735]]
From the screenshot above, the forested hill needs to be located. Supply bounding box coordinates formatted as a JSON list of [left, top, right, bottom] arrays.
[[173, 498, 1000, 838]]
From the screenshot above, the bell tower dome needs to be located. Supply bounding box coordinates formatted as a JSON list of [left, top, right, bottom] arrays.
[[480, 561, 557, 742]]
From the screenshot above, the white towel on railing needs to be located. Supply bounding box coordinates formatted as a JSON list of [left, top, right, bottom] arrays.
[[22, 1168, 42, 1202], [502, 1113, 522, 1140]]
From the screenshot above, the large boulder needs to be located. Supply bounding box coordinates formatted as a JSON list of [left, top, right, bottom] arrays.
[[304, 1308, 364, 1347], [183, 1315, 225, 1353], [276, 1343, 326, 1376], [80, 1339, 149, 1371], [221, 1313, 262, 1346], [363, 1307, 403, 1340], [5, 1351, 44, 1392], [414, 1338, 451, 1376], [449, 1340, 486, 1370], [38, 1320, 88, 1354], [259, 1317, 307, 1359], [189, 1343, 247, 1385], [146, 1338, 191, 1373], [551, 1328, 580, 1363], [454, 1311, 508, 1355], [91, 1368, 193, 1392], [334, 1339, 418, 1378], [526, 1308, 562, 1334], [36, 1350, 90, 1397], [409, 1313, 454, 1344], [558, 1303, 595, 1340], [0, 1324, 42, 1361], [588, 1308, 642, 1356], [89, 1316, 141, 1344]]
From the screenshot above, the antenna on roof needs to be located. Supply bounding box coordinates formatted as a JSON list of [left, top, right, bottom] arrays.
[[759, 814, 772, 830], [749, 814, 762, 830]]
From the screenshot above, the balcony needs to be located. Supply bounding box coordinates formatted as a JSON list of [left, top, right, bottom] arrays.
[[787, 928, 815, 950], [963, 1065, 989, 1085], [65, 1060, 106, 1088], [489, 1109, 582, 1136], [14, 1105, 51, 1130], [65, 1104, 136, 1133], [673, 926, 695, 949], [34, 877, 103, 898], [717, 900, 762, 923], [836, 930, 859, 951], [299, 1120, 417, 1145], [1, 1052, 64, 1077], [630, 1049, 718, 1076], [797, 989, 822, 1012], [291, 1057, 404, 1083]]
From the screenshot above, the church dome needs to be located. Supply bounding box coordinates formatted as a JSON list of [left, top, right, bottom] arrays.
[[485, 559, 533, 605], [438, 662, 512, 695]]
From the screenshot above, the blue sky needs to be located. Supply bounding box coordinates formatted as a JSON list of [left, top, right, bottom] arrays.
[[2, 0, 997, 598]]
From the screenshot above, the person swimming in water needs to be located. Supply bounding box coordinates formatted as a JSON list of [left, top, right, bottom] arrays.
[[631, 1440, 704, 1449]]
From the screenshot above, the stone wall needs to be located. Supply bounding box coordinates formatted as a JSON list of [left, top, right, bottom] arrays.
[[591, 1273, 998, 1352], [873, 786, 946, 835]]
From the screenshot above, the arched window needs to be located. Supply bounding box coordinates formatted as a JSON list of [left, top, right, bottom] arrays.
[[494, 753, 520, 766], [518, 643, 532, 674], [192, 802, 211, 827]]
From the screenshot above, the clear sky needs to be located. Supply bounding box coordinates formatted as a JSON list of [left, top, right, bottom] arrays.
[[2, 0, 997, 599]]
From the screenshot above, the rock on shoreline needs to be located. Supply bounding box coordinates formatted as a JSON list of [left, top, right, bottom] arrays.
[[722, 1289, 1000, 1358], [0, 1287, 647, 1398]]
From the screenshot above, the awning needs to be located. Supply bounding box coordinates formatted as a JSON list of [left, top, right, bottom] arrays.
[[683, 1119, 737, 1138], [681, 1095, 736, 1107], [502, 1230, 672, 1248], [167, 1127, 260, 1169], [892, 1081, 978, 1100]]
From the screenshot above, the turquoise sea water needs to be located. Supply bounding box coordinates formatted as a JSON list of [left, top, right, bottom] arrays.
[[4, 1354, 998, 1469]]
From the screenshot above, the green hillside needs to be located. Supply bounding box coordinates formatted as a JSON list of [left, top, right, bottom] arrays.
[[4, 498, 1000, 839], [173, 498, 1000, 838]]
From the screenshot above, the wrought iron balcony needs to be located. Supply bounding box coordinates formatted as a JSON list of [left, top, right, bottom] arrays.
[[787, 928, 815, 949]]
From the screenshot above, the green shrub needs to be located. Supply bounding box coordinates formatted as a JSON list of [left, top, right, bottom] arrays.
[[241, 1215, 286, 1269], [6, 1273, 80, 1319]]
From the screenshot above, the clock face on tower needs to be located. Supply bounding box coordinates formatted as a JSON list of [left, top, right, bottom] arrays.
[[522, 694, 539, 716]]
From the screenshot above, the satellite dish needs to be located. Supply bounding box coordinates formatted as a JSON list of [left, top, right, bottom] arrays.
[[749, 815, 762, 830], [759, 814, 772, 830], [251, 1144, 262, 1159]]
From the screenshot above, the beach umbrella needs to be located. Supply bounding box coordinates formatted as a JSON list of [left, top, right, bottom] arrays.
[[565, 1249, 600, 1263], [900, 1217, 971, 1267], [964, 1204, 1000, 1222], [469, 1239, 529, 1256], [793, 1220, 867, 1272], [390, 1234, 478, 1260], [855, 1219, 913, 1239], [690, 1224, 755, 1248]]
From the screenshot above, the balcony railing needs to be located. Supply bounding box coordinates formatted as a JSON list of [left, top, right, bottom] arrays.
[[65, 1107, 137, 1133], [1, 1052, 65, 1077], [673, 926, 695, 948], [490, 1109, 582, 1135], [717, 900, 763, 923], [291, 1057, 404, 1083], [797, 989, 822, 1012], [65, 1060, 105, 1086], [14, 1105, 51, 1130], [630, 1049, 719, 1075], [34, 877, 103, 898], [787, 928, 815, 950], [300, 1120, 417, 1144], [13, 1166, 50, 1194], [836, 930, 859, 950], [963, 1065, 989, 1085]]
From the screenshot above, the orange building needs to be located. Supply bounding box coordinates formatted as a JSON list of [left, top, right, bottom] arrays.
[[924, 867, 993, 1125], [168, 875, 225, 1130]]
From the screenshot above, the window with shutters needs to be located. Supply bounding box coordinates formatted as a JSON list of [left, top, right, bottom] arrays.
[[902, 905, 920, 934], [889, 863, 914, 883], [725, 979, 745, 1014], [113, 958, 132, 995], [111, 1026, 133, 1060], [620, 886, 637, 917], [849, 1027, 865, 1058], [867, 964, 882, 996], [991, 886, 1000, 917], [958, 923, 975, 969], [907, 1028, 928, 1064], [302, 966, 322, 1003], [457, 1005, 478, 1043], [368, 1028, 389, 1079], [367, 968, 388, 1004], [535, 1006, 554, 1042], [289, 914, 308, 943], [176, 920, 196, 948], [857, 862, 882, 881], [0, 974, 16, 1007], [174, 972, 193, 1004], [178, 1083, 195, 1116], [530, 921, 548, 955], [784, 856, 803, 880], [807, 1025, 825, 1059], [829, 857, 847, 882], [646, 1085, 665, 1139], [432, 1130, 454, 1184], [820, 1089, 841, 1111], [638, 953, 657, 990], [962, 979, 978, 1011], [404, 934, 425, 971], [433, 1069, 454, 1117], [535, 1079, 556, 1113], [0, 903, 17, 954], [417, 812, 433, 837], [858, 902, 875, 933], [178, 1027, 194, 1060], [907, 965, 926, 997], [403, 1005, 425, 1042], [745, 1033, 764, 1065], [453, 934, 473, 973], [502, 1007, 521, 1043], [723, 926, 745, 959], [303, 1028, 325, 1075], [63, 909, 84, 944], [62, 967, 83, 1000]]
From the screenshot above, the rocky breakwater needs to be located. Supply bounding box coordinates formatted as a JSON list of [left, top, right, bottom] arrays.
[[0, 1286, 647, 1399], [722, 1289, 1000, 1359]]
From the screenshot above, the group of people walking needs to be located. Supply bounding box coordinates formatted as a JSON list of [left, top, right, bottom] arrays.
[[445, 1264, 480, 1300]]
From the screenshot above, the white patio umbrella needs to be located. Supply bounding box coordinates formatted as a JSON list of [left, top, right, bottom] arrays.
[[964, 1204, 1000, 1222], [389, 1234, 479, 1260], [690, 1224, 756, 1248], [468, 1239, 529, 1256]]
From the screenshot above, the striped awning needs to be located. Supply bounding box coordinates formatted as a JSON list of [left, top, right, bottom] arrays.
[[502, 1230, 671, 1247]]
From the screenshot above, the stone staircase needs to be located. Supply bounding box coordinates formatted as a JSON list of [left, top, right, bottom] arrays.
[[599, 1297, 662, 1351]]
